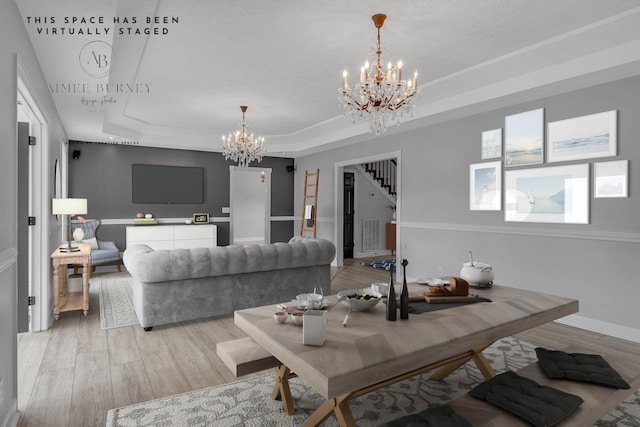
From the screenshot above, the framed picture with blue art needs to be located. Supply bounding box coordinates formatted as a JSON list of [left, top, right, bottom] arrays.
[[481, 128, 502, 159], [469, 161, 502, 211], [504, 108, 544, 167], [547, 110, 617, 163], [504, 164, 589, 224]]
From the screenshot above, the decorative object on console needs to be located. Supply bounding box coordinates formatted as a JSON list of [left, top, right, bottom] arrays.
[[504, 164, 589, 224], [504, 108, 544, 167], [132, 217, 158, 225], [547, 110, 617, 163], [193, 213, 209, 224], [339, 13, 419, 135], [469, 161, 502, 211], [221, 105, 265, 168], [52, 198, 88, 252]]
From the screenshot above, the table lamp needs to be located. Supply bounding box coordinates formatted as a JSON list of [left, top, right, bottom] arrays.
[[52, 198, 88, 252]]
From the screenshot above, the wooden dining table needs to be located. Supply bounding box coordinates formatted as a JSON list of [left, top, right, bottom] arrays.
[[234, 284, 579, 427]]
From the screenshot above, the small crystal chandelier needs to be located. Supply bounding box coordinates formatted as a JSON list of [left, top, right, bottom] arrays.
[[339, 14, 420, 135], [221, 105, 265, 168]]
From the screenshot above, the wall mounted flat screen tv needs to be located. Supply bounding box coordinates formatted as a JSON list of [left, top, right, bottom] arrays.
[[132, 164, 204, 204]]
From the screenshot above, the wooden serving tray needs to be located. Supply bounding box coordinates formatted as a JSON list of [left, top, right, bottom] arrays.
[[424, 295, 479, 304]]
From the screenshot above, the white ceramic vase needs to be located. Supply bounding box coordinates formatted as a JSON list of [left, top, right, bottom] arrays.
[[72, 227, 85, 241]]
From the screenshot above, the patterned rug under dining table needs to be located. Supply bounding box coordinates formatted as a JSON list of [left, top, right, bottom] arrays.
[[233, 283, 579, 427]]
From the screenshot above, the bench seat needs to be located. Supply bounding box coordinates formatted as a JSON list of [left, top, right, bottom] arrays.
[[216, 337, 281, 377]]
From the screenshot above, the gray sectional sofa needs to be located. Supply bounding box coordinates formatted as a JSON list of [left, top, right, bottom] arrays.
[[123, 237, 336, 330]]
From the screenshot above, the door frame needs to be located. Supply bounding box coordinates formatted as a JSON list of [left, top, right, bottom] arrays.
[[229, 166, 272, 244], [333, 150, 401, 267], [18, 58, 51, 332], [342, 170, 355, 259]]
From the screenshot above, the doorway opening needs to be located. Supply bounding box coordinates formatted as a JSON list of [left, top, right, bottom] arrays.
[[334, 150, 401, 267]]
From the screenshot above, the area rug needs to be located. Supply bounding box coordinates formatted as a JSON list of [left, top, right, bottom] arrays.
[[361, 258, 395, 271], [95, 276, 139, 329], [105, 335, 640, 426]]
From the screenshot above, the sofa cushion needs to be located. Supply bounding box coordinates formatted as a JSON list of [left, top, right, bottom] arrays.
[[535, 347, 630, 389], [124, 238, 336, 284]]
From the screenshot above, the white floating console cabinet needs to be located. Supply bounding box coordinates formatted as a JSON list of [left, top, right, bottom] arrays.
[[126, 224, 217, 250]]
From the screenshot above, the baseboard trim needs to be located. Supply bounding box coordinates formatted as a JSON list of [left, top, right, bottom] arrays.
[[1, 398, 19, 427], [354, 250, 393, 258], [556, 314, 640, 343], [400, 221, 640, 243]]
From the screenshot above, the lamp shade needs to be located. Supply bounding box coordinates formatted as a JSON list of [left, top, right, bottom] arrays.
[[52, 198, 88, 215]]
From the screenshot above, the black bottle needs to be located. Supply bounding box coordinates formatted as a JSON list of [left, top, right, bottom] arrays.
[[400, 259, 409, 319], [386, 264, 397, 321]]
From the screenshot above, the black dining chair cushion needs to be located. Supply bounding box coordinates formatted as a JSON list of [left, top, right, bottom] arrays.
[[535, 347, 630, 389], [377, 404, 472, 427], [469, 370, 583, 427]]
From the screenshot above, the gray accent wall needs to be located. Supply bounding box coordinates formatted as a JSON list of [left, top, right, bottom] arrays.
[[295, 75, 640, 337], [68, 142, 295, 248]]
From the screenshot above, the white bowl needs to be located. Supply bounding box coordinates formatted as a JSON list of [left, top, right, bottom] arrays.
[[291, 312, 304, 326], [337, 288, 382, 311], [273, 311, 288, 323]]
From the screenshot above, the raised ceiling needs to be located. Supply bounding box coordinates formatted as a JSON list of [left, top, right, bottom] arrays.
[[15, 0, 640, 156]]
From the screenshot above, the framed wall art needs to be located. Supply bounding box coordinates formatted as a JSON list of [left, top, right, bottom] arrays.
[[594, 160, 628, 198], [547, 110, 617, 163], [469, 161, 502, 211], [504, 164, 589, 224], [481, 128, 502, 159], [504, 108, 544, 167]]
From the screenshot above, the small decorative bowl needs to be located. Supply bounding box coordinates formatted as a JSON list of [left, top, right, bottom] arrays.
[[274, 311, 288, 323], [337, 288, 382, 311], [291, 312, 304, 326]]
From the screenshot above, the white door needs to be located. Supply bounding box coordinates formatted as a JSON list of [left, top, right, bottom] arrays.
[[229, 166, 271, 245]]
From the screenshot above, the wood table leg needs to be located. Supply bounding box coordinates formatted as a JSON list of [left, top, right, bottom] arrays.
[[53, 262, 61, 320], [271, 365, 295, 415], [81, 257, 90, 316], [472, 350, 496, 379], [430, 344, 494, 381], [301, 395, 357, 427]]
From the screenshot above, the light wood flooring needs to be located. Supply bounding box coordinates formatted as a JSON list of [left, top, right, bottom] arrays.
[[17, 257, 640, 426]]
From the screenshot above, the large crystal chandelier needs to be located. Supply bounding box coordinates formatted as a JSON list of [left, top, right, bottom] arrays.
[[221, 105, 265, 168], [339, 14, 419, 135]]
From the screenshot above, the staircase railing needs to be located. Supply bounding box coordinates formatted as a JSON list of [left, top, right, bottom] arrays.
[[363, 159, 396, 198]]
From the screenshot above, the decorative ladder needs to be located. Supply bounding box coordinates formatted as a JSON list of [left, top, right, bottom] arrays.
[[300, 169, 320, 237]]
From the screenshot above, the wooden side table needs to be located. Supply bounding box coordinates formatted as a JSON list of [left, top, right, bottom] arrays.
[[51, 242, 92, 320]]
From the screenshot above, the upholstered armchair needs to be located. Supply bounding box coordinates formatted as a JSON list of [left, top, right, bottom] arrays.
[[71, 219, 122, 275]]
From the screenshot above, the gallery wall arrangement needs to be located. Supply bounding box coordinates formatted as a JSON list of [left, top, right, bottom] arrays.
[[470, 108, 627, 225]]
